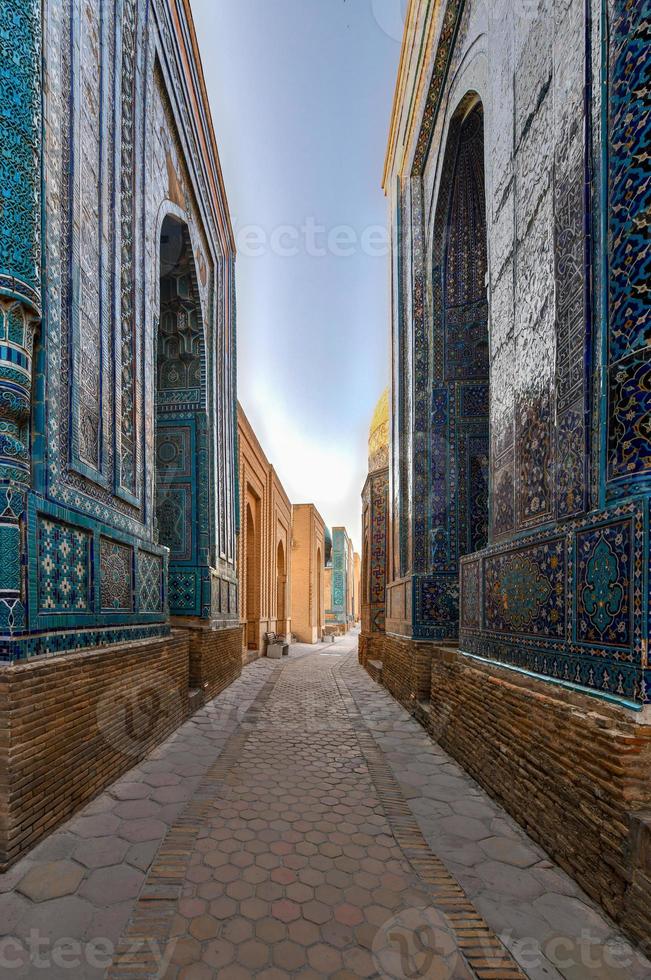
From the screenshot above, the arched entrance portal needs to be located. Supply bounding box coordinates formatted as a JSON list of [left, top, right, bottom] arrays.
[[155, 215, 209, 618], [276, 540, 287, 636], [440, 99, 489, 557]]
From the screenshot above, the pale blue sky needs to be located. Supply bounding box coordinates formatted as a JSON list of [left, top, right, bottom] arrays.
[[191, 0, 404, 549]]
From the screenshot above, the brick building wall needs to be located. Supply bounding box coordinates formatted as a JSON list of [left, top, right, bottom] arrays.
[[0, 633, 190, 869], [426, 646, 651, 949], [290, 504, 326, 644], [237, 405, 292, 657]]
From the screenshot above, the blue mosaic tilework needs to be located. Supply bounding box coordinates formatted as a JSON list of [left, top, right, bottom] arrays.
[[0, 0, 240, 661], [386, 0, 651, 712], [168, 569, 197, 613], [460, 499, 648, 704], [37, 518, 92, 614], [138, 551, 163, 613], [29, 0, 239, 627], [362, 469, 389, 636], [327, 528, 349, 625], [0, 0, 41, 301], [24, 496, 168, 652], [576, 520, 632, 649], [0, 624, 169, 664], [606, 0, 651, 493], [413, 575, 458, 640], [484, 540, 565, 638], [408, 98, 490, 639]]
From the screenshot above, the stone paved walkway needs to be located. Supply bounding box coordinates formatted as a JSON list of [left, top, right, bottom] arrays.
[[0, 632, 649, 979]]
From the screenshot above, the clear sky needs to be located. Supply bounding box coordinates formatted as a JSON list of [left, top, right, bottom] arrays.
[[191, 0, 405, 551]]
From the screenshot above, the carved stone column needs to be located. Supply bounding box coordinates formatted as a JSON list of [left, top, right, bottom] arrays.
[[0, 0, 42, 638]]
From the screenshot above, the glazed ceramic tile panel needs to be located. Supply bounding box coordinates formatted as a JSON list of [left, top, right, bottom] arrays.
[[389, 0, 651, 703], [0, 0, 239, 661]]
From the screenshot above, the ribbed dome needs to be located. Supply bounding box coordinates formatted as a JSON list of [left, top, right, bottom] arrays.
[[368, 388, 389, 472]]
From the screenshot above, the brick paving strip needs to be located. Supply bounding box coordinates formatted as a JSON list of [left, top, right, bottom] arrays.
[[108, 670, 282, 977], [109, 649, 525, 979], [332, 663, 524, 980]]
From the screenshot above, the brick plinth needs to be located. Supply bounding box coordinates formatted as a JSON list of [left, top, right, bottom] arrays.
[[381, 634, 440, 710], [0, 632, 191, 870], [428, 645, 651, 948], [358, 632, 384, 667], [185, 625, 243, 701]]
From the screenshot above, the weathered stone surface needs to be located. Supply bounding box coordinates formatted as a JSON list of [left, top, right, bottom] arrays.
[[17, 861, 85, 903]]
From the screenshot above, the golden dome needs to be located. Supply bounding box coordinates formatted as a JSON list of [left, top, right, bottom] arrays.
[[368, 388, 389, 472]]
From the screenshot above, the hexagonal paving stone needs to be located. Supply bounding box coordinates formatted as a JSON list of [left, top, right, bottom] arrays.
[[73, 836, 130, 869], [203, 938, 236, 970], [271, 899, 301, 923], [79, 864, 144, 905], [15, 895, 95, 941], [70, 814, 121, 839], [479, 836, 542, 868], [117, 818, 167, 842], [111, 782, 151, 801], [273, 939, 307, 971], [255, 916, 287, 943], [237, 938, 270, 970], [189, 913, 220, 941], [302, 899, 332, 925], [17, 861, 85, 902]]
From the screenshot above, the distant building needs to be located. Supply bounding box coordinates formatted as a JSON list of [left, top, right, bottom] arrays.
[[325, 526, 353, 634], [237, 406, 292, 659], [290, 504, 326, 644]]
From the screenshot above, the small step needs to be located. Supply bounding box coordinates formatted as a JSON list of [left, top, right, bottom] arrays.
[[413, 697, 432, 729], [366, 659, 383, 684], [187, 687, 205, 713]]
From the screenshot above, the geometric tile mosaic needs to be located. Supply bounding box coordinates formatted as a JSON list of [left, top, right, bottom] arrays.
[[138, 551, 163, 613], [168, 569, 197, 613], [37, 518, 92, 614]]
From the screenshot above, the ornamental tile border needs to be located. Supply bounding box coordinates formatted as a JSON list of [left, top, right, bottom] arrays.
[[459, 498, 648, 703]]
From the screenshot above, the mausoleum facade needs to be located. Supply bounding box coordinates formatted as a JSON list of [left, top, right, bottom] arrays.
[[0, 0, 241, 866], [379, 0, 651, 946]]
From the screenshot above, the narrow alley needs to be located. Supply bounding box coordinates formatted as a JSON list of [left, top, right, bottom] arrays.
[[0, 633, 647, 979]]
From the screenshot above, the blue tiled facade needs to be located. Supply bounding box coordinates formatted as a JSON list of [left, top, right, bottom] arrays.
[[385, 0, 651, 705], [0, 0, 239, 661], [326, 527, 352, 627]]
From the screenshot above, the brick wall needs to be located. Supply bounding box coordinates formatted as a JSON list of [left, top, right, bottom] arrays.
[[381, 635, 436, 710], [358, 633, 384, 668], [238, 405, 292, 655], [428, 645, 651, 948], [0, 632, 191, 870], [186, 625, 243, 701], [290, 504, 326, 644]]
